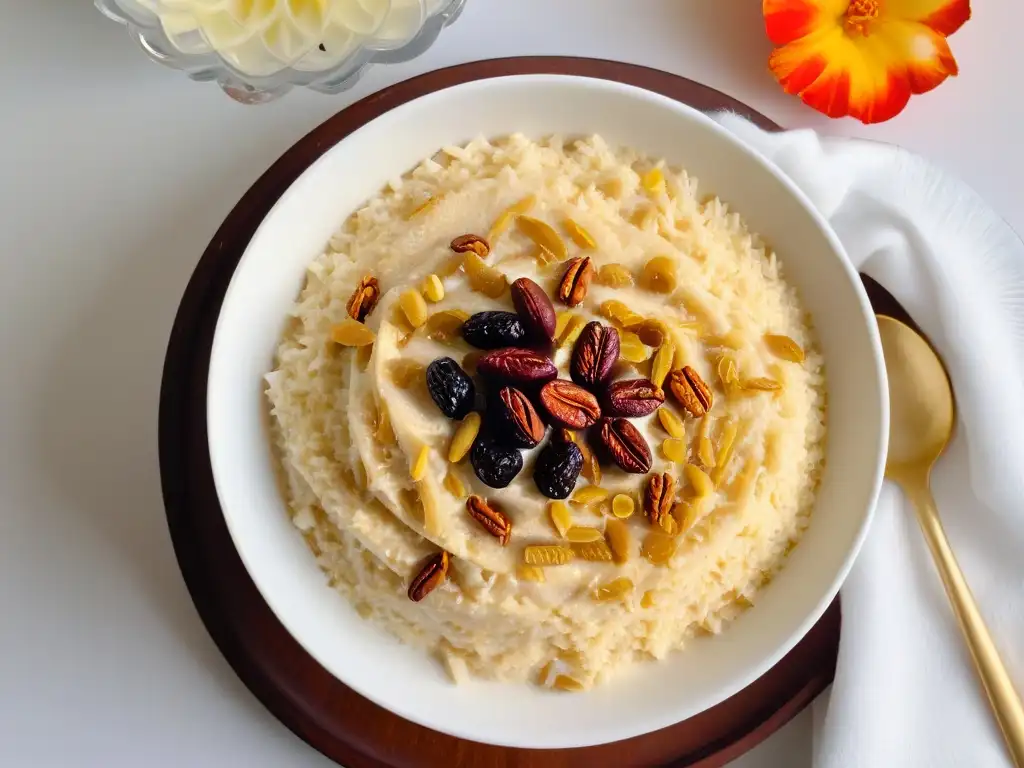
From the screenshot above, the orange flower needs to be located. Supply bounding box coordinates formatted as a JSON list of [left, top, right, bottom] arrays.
[[764, 0, 971, 123]]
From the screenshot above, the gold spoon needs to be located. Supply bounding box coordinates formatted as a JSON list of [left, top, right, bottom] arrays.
[[879, 314, 1024, 766]]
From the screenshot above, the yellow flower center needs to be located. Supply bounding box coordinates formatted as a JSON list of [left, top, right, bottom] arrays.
[[844, 0, 882, 36]]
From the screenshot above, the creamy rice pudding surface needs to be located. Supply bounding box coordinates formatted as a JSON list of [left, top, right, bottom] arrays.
[[266, 134, 826, 690]]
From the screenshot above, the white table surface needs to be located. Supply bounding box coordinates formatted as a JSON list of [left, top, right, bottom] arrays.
[[0, 1, 1018, 766]]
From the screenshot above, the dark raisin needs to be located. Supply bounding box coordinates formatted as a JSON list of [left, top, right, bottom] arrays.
[[461, 311, 526, 349], [533, 431, 584, 499], [470, 434, 524, 488], [425, 357, 475, 419]]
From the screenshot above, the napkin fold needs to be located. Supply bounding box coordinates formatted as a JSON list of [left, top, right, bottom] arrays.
[[714, 113, 1024, 768]]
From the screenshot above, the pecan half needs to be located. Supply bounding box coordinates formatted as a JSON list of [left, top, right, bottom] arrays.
[[477, 347, 558, 384], [644, 472, 676, 527], [510, 277, 557, 341], [495, 386, 546, 448], [450, 234, 490, 258], [539, 379, 602, 430], [346, 275, 380, 322], [557, 256, 595, 307], [570, 321, 620, 388], [466, 495, 512, 545], [597, 417, 652, 474], [603, 378, 665, 418], [668, 366, 714, 417], [407, 551, 450, 601]]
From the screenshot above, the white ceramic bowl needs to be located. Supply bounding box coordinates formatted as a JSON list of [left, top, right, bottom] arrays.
[[207, 75, 888, 749]]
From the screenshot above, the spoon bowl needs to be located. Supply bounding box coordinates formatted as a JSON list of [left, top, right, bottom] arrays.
[[878, 315, 955, 475]]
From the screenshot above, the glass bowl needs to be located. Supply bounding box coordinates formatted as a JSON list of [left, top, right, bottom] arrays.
[[95, 0, 467, 103]]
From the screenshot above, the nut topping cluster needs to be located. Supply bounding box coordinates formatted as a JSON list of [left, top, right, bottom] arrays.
[[328, 208, 803, 605], [418, 246, 673, 505]]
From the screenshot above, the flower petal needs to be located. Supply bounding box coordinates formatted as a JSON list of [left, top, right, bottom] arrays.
[[885, 0, 971, 35], [763, 0, 846, 45], [768, 26, 913, 123], [768, 17, 961, 123], [872, 20, 959, 94]]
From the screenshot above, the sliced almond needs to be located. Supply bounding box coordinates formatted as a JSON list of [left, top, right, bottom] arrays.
[[571, 486, 609, 507], [563, 217, 597, 249], [516, 215, 568, 261], [764, 333, 805, 363], [448, 412, 482, 463], [410, 444, 430, 481], [549, 501, 573, 538], [488, 194, 536, 242], [605, 518, 631, 563]]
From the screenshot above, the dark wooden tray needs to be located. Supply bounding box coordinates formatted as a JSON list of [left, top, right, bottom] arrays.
[[158, 57, 846, 768]]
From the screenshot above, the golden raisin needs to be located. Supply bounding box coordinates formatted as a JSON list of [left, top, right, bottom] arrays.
[[593, 577, 634, 602], [642, 531, 677, 565], [388, 359, 425, 389], [423, 310, 469, 342], [662, 438, 687, 463], [631, 319, 669, 347], [639, 256, 677, 294], [331, 319, 375, 347], [595, 263, 634, 288], [674, 498, 706, 533], [611, 494, 635, 519], [553, 675, 585, 692], [422, 274, 445, 302], [619, 332, 649, 363], [399, 289, 429, 328], [463, 253, 507, 298], [598, 299, 633, 325]]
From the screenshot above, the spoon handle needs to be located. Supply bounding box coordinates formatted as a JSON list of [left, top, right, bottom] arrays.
[[909, 483, 1024, 767]]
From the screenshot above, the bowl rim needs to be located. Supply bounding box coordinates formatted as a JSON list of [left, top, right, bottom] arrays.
[[206, 73, 888, 748]]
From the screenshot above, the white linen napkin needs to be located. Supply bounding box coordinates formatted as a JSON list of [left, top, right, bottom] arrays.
[[714, 113, 1024, 768]]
